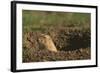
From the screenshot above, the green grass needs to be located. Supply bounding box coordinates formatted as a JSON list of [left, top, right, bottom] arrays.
[[22, 10, 90, 32]]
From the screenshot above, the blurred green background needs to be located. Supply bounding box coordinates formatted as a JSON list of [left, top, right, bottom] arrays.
[[22, 10, 91, 32]]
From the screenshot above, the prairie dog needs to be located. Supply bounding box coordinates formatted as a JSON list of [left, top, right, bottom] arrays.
[[38, 34, 57, 52]]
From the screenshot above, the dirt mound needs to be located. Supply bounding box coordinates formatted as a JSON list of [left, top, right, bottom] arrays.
[[48, 27, 90, 51], [23, 32, 40, 50], [23, 27, 90, 51], [23, 48, 90, 62], [23, 27, 91, 62]]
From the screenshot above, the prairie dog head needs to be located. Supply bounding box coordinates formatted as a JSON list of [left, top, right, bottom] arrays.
[[38, 34, 57, 52], [38, 34, 51, 43]]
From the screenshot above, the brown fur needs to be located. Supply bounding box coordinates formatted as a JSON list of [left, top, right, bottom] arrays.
[[38, 34, 57, 52]]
